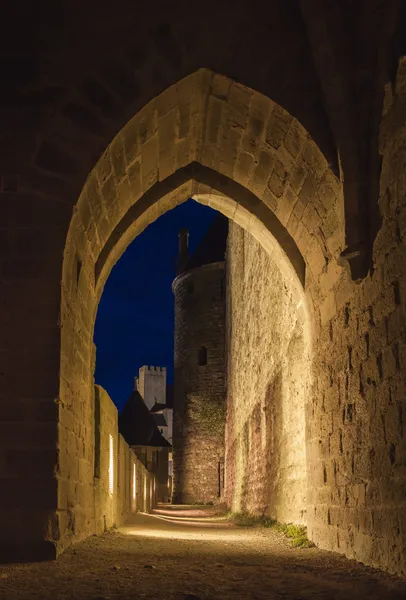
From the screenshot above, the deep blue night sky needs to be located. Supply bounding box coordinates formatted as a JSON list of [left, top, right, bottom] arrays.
[[94, 199, 218, 412]]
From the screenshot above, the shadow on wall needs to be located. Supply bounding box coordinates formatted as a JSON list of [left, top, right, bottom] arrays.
[[264, 370, 283, 517], [265, 322, 308, 524], [233, 351, 307, 524], [224, 223, 310, 525]]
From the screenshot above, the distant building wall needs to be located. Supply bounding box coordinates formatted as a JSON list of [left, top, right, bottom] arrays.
[[163, 408, 173, 444], [172, 263, 226, 504], [131, 445, 170, 503], [93, 385, 154, 532], [152, 408, 173, 444], [137, 366, 167, 410]]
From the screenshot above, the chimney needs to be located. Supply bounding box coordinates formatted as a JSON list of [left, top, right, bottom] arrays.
[[177, 228, 189, 273]]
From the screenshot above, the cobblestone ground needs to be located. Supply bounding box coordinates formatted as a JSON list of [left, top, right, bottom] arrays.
[[1, 506, 405, 600]]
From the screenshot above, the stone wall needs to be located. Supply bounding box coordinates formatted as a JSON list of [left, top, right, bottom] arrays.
[[225, 222, 309, 524], [59, 385, 152, 551], [57, 69, 335, 553], [131, 445, 170, 504], [222, 62, 406, 573], [303, 66, 406, 575], [137, 366, 167, 410], [173, 263, 226, 503], [3, 66, 402, 575], [224, 137, 406, 576], [224, 211, 406, 575]]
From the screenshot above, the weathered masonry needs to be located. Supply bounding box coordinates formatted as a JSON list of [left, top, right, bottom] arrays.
[[1, 2, 406, 577], [172, 216, 227, 504], [93, 385, 155, 530]]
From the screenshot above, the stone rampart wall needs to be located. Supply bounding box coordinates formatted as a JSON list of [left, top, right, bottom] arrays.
[[225, 222, 309, 524], [58, 385, 152, 552]]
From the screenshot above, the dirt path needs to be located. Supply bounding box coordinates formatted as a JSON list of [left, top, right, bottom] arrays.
[[0, 506, 405, 600]]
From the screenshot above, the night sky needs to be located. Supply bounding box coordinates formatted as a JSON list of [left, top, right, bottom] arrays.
[[94, 199, 218, 412]]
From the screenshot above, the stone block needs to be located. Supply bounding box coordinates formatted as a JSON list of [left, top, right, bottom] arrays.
[[205, 95, 224, 146], [211, 73, 232, 99], [265, 105, 292, 150], [110, 135, 127, 184], [218, 125, 243, 178], [178, 102, 190, 140], [228, 84, 251, 129], [275, 185, 297, 226], [176, 136, 192, 170], [250, 149, 274, 197], [302, 202, 322, 234], [138, 102, 156, 146], [241, 92, 270, 156], [127, 159, 142, 201], [308, 237, 326, 278], [158, 109, 177, 181], [284, 120, 307, 159], [267, 158, 287, 198], [123, 117, 139, 166], [96, 148, 113, 186], [320, 294, 337, 326], [141, 135, 159, 192], [302, 139, 328, 180], [234, 151, 255, 188], [155, 83, 177, 117]]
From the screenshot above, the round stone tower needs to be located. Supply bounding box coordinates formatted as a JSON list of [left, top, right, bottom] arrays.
[[172, 214, 228, 504]]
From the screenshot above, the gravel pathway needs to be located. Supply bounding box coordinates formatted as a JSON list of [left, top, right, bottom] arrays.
[[0, 506, 405, 600]]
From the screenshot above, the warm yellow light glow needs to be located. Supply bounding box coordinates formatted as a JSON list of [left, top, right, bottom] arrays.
[[143, 476, 147, 510], [133, 463, 136, 501], [109, 434, 114, 495], [121, 513, 256, 542]]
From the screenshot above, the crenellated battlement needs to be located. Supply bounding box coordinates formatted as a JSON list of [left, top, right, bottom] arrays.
[[136, 365, 167, 410], [139, 365, 166, 373]]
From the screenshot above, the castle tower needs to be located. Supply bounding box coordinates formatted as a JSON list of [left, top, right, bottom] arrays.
[[135, 365, 166, 411], [172, 214, 228, 504]]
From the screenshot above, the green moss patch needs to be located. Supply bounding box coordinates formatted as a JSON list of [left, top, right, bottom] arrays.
[[273, 523, 313, 547], [229, 512, 313, 547]]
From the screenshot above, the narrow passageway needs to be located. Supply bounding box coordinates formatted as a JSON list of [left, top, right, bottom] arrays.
[[1, 507, 405, 600]]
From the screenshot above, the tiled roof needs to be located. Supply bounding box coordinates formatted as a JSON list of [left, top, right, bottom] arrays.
[[119, 390, 171, 448], [183, 213, 228, 272], [152, 413, 167, 427]]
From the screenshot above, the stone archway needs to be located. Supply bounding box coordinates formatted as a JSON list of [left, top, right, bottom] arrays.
[[60, 68, 345, 556], [0, 2, 405, 574]]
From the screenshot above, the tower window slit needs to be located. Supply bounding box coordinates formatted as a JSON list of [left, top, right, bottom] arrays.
[[198, 346, 207, 366]]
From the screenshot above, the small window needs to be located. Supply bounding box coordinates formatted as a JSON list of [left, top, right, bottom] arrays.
[[187, 281, 194, 294], [133, 463, 137, 501], [75, 254, 82, 287], [108, 435, 114, 495], [198, 346, 207, 366]]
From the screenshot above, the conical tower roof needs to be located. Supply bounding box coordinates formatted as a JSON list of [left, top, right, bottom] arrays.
[[184, 213, 228, 271]]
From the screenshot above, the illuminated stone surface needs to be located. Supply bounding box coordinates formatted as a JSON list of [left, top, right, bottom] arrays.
[[1, 10, 406, 577], [172, 215, 228, 504], [0, 508, 405, 600], [173, 261, 226, 505], [225, 222, 309, 524]]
